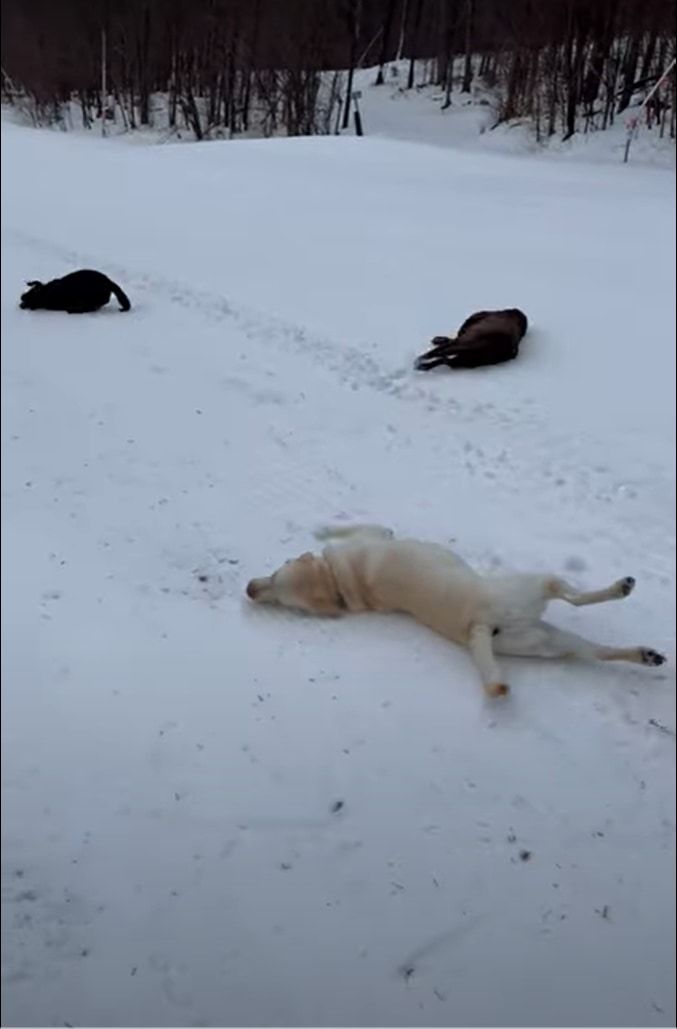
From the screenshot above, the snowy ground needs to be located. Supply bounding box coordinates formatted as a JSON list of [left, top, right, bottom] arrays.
[[354, 67, 676, 169], [1, 116, 675, 1028]]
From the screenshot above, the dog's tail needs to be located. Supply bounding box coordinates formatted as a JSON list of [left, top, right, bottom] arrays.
[[108, 277, 131, 312], [314, 524, 394, 542]]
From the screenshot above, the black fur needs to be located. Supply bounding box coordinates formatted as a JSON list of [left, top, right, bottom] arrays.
[[19, 270, 131, 314], [415, 308, 528, 371]]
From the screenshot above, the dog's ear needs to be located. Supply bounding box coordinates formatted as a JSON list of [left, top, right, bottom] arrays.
[[309, 592, 344, 617], [311, 560, 345, 617], [25, 280, 42, 288]]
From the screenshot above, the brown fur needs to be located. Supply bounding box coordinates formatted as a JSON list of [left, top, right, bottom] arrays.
[[415, 308, 528, 371]]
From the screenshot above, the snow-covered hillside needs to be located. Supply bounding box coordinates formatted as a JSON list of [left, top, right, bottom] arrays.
[[1, 116, 675, 1028], [7, 61, 675, 169], [354, 67, 676, 168]]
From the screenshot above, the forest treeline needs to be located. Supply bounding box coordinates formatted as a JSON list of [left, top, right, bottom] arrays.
[[1, 0, 675, 140]]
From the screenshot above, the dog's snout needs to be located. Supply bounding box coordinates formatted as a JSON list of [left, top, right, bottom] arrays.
[[246, 576, 273, 601]]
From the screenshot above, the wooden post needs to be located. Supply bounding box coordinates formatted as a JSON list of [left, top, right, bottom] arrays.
[[352, 90, 364, 136]]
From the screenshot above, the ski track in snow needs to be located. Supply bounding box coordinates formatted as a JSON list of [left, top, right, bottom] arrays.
[[6, 223, 673, 577]]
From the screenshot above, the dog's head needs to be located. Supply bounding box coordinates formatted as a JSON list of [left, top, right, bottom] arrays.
[[19, 281, 45, 309], [502, 308, 528, 337], [246, 551, 344, 616]]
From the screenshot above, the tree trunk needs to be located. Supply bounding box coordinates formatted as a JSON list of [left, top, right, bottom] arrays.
[[396, 0, 410, 61], [376, 0, 399, 84], [618, 38, 640, 112], [406, 0, 424, 89], [461, 0, 474, 93], [137, 4, 151, 125], [100, 26, 107, 136], [341, 0, 361, 130]]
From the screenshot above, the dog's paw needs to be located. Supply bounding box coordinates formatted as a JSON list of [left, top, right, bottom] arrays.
[[485, 682, 510, 698], [639, 648, 666, 667], [616, 576, 636, 597]]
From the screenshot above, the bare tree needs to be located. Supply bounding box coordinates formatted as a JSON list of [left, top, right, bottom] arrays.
[[1, 0, 674, 143]]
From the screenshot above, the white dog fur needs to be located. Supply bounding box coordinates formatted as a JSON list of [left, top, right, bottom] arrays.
[[245, 524, 666, 697]]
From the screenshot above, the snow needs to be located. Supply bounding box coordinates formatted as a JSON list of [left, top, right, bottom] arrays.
[[352, 65, 677, 170], [1, 113, 675, 1028], [8, 60, 675, 170]]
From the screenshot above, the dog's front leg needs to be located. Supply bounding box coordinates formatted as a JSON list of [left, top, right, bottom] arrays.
[[468, 624, 509, 698]]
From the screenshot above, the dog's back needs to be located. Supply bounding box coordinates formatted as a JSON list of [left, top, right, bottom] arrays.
[[452, 310, 527, 366], [415, 308, 528, 372], [323, 533, 489, 642], [457, 309, 527, 344], [20, 270, 130, 312]]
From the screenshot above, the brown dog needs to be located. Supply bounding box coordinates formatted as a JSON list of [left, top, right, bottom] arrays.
[[415, 308, 528, 371]]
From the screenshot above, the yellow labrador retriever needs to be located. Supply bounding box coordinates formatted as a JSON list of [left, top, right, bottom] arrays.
[[246, 525, 666, 697]]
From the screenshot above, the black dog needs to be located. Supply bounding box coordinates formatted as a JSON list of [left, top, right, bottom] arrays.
[[20, 270, 131, 314], [415, 308, 528, 371]]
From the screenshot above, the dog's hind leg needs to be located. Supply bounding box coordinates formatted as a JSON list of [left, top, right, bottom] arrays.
[[314, 524, 394, 542], [414, 338, 462, 370], [493, 620, 666, 667], [467, 624, 510, 697], [546, 575, 636, 607]]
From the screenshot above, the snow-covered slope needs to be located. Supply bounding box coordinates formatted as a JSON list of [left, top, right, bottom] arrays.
[[1, 118, 675, 1028], [9, 60, 674, 169], [352, 64, 676, 169]]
